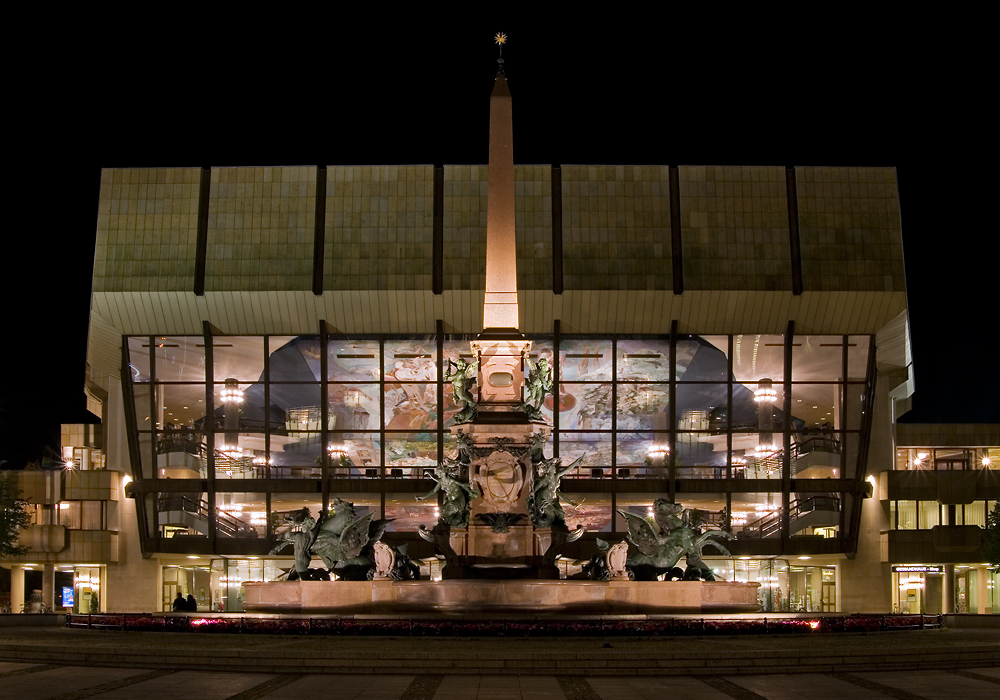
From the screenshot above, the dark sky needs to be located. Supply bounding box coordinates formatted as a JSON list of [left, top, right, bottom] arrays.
[[4, 24, 997, 469]]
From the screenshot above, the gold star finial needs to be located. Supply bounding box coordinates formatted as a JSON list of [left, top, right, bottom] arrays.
[[494, 32, 507, 46]]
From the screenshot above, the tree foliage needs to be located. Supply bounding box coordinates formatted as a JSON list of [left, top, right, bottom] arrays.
[[0, 467, 31, 558], [984, 500, 1000, 572]]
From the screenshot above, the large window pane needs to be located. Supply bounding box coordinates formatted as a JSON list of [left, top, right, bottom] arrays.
[[157, 489, 209, 540], [559, 339, 612, 381], [269, 336, 320, 382], [154, 337, 206, 382], [616, 432, 668, 474], [790, 384, 839, 431], [215, 491, 267, 538], [616, 383, 669, 430], [158, 383, 206, 430], [732, 493, 783, 539], [558, 432, 613, 475], [385, 383, 437, 430], [385, 433, 438, 477], [211, 337, 265, 383], [384, 339, 438, 381], [616, 339, 670, 382], [157, 430, 206, 478], [676, 431, 728, 479], [561, 383, 612, 430], [677, 335, 729, 382], [328, 339, 381, 380], [328, 384, 378, 430], [847, 336, 871, 379], [732, 334, 784, 384], [791, 435, 841, 478], [133, 384, 154, 428], [326, 434, 382, 478], [127, 337, 151, 382], [791, 336, 844, 382]]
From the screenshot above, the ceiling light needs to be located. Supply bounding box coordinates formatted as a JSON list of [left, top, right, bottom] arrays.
[[754, 379, 777, 403]]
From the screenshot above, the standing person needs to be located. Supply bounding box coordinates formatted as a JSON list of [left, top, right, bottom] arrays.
[[171, 592, 185, 611], [185, 593, 197, 612]]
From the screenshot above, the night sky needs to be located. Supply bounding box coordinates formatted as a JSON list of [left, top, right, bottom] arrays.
[[4, 25, 996, 469]]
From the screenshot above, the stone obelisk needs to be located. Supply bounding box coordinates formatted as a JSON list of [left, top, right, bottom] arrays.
[[483, 62, 517, 332], [471, 35, 532, 413]]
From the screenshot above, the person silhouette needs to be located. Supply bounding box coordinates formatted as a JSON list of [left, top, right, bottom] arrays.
[[171, 592, 185, 612], [186, 593, 198, 612]]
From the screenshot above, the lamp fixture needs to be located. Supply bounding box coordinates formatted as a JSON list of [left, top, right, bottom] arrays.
[[753, 378, 777, 403], [221, 378, 244, 404]]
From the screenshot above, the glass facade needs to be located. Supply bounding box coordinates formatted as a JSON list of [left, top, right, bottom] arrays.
[[122, 330, 876, 559]]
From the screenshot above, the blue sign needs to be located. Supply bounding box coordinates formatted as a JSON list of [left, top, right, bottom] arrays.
[[62, 587, 74, 607]]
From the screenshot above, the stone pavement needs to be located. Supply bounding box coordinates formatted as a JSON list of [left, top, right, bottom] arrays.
[[0, 663, 997, 700], [0, 628, 997, 698]]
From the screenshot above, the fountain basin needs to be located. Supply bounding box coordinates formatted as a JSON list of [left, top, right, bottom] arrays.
[[242, 580, 761, 615]]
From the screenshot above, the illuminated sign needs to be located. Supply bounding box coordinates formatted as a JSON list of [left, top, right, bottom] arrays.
[[892, 565, 943, 574], [61, 587, 74, 607]]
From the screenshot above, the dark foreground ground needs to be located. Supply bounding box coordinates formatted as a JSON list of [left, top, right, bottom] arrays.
[[0, 627, 997, 699]]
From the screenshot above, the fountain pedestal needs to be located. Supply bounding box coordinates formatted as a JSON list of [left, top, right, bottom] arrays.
[[243, 579, 762, 614]]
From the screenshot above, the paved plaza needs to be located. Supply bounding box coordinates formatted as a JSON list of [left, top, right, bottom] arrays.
[[0, 627, 997, 699], [0, 662, 997, 700]]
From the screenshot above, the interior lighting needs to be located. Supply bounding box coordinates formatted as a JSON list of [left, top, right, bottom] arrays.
[[220, 384, 244, 404], [187, 556, 199, 559], [753, 379, 777, 403], [220, 444, 243, 460], [983, 456, 993, 467], [798, 556, 811, 560], [57, 503, 70, 510]]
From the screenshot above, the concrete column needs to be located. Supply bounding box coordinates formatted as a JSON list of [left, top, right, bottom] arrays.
[[943, 563, 955, 614], [42, 564, 55, 609], [9, 565, 24, 612]]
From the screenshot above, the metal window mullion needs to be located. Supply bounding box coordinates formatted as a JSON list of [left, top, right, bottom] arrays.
[[668, 321, 677, 503], [782, 321, 794, 541], [264, 336, 272, 540], [203, 321, 216, 551], [553, 320, 560, 459], [839, 335, 848, 536], [120, 338, 150, 553], [437, 321, 444, 465], [320, 321, 330, 514], [726, 334, 734, 532], [611, 336, 617, 480], [379, 334, 386, 519], [611, 336, 618, 532], [148, 336, 161, 545], [149, 336, 158, 485]]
